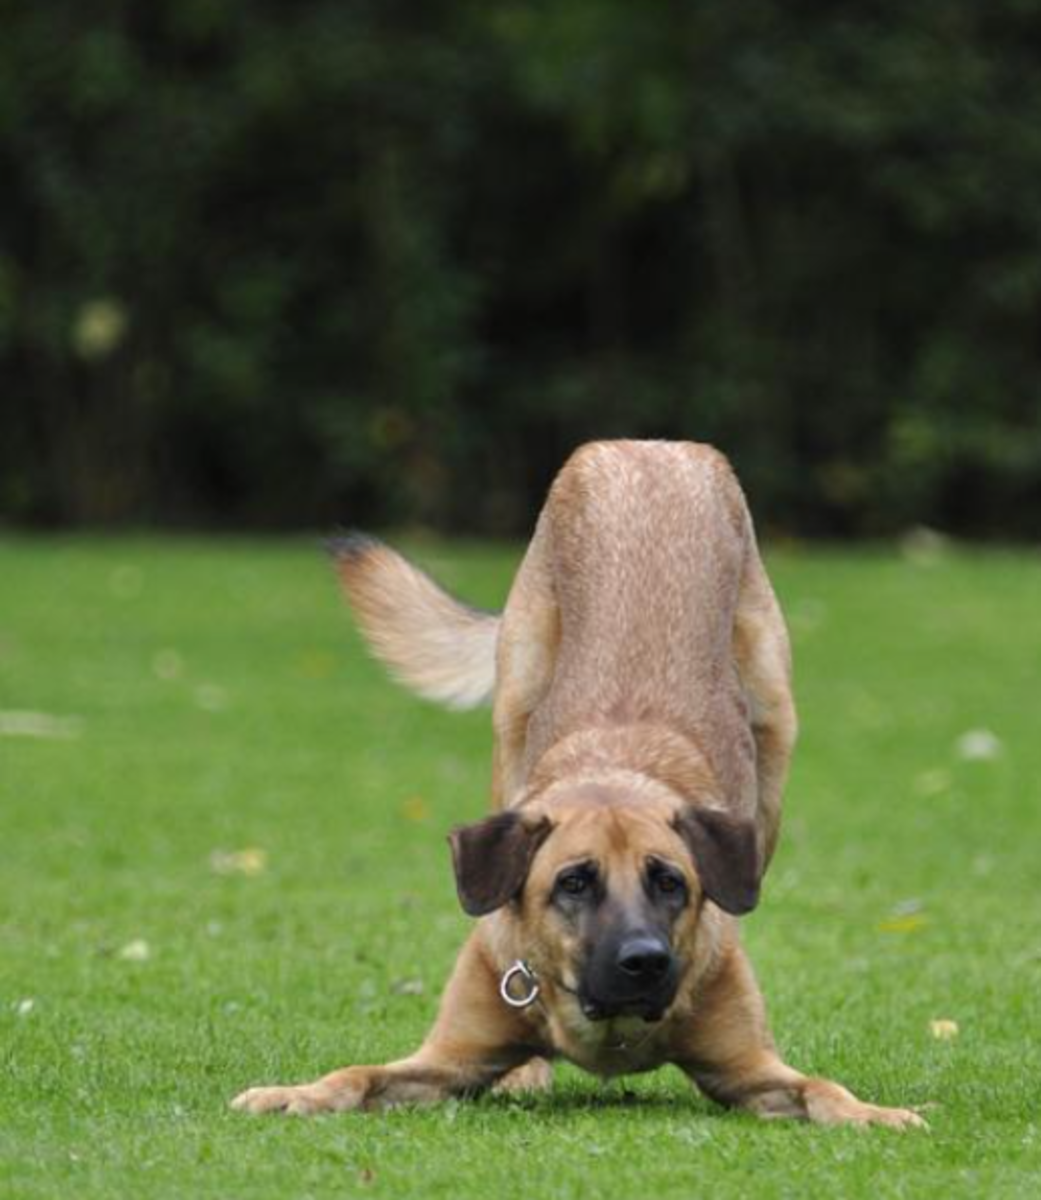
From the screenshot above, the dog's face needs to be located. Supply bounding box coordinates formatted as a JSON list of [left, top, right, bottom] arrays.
[[449, 788, 760, 1025], [522, 803, 696, 1021]]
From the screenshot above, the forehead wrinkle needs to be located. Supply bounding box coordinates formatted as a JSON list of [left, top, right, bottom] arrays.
[[546, 808, 681, 885], [602, 809, 632, 858]]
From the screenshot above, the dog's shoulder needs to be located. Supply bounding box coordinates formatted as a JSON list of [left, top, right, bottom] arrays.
[[549, 439, 748, 540]]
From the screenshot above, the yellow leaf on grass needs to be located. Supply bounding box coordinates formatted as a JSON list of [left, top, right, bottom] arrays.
[[295, 651, 335, 680], [210, 847, 268, 876], [929, 1019, 959, 1040], [118, 939, 151, 962], [402, 796, 430, 822], [877, 914, 929, 934]]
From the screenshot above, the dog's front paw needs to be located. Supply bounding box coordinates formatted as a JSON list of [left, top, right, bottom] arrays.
[[231, 1077, 364, 1116], [847, 1102, 928, 1131], [802, 1082, 929, 1130]]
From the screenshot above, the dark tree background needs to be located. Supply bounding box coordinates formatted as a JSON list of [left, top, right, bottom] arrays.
[[3, 0, 1041, 536]]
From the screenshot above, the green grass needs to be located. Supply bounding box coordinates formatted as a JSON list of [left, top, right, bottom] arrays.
[[2, 534, 1040, 1199]]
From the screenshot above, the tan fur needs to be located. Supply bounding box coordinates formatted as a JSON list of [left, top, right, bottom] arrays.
[[334, 535, 498, 710], [234, 441, 923, 1129]]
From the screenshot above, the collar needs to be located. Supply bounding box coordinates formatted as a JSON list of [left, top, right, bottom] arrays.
[[499, 958, 584, 1009], [499, 959, 542, 1008], [499, 959, 664, 1053]]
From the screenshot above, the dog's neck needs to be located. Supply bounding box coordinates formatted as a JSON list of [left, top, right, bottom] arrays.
[[518, 723, 721, 812]]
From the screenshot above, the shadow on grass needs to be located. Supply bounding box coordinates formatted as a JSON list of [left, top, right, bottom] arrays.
[[478, 1083, 722, 1121]]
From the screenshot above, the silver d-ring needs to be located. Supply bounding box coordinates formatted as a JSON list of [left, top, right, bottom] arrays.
[[499, 960, 540, 1009]]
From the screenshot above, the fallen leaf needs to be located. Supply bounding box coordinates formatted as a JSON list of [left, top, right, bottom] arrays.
[[929, 1019, 959, 1040], [956, 729, 1002, 762], [118, 939, 151, 962], [877, 914, 929, 934], [401, 795, 430, 822], [0, 711, 83, 740], [210, 848, 267, 876]]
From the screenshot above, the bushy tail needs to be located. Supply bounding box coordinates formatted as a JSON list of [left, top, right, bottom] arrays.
[[329, 534, 499, 710]]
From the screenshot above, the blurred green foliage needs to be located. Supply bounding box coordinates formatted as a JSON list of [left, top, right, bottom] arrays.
[[2, 0, 1041, 534]]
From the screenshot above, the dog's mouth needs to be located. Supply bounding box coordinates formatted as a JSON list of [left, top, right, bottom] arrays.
[[576, 966, 679, 1026], [579, 996, 667, 1024]]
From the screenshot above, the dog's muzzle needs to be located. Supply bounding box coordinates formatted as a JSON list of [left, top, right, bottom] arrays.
[[579, 932, 678, 1022]]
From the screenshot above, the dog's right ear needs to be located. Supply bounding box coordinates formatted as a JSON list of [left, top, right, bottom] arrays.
[[448, 812, 552, 917], [673, 806, 762, 916]]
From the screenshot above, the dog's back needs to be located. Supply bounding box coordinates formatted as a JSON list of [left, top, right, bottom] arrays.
[[539, 441, 749, 716], [525, 440, 757, 799]]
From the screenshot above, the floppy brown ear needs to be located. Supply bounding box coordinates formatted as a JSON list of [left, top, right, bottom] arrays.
[[673, 807, 762, 915], [448, 812, 553, 916]]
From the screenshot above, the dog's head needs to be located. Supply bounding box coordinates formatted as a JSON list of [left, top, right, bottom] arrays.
[[449, 787, 760, 1023]]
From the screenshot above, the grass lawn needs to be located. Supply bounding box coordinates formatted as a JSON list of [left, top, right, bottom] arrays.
[[1, 534, 1040, 1199]]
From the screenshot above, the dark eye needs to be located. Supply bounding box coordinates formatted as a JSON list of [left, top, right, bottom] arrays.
[[649, 866, 686, 900], [558, 872, 590, 896], [554, 864, 597, 901]]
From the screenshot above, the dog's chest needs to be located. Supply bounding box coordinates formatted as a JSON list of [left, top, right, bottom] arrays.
[[556, 1013, 665, 1078]]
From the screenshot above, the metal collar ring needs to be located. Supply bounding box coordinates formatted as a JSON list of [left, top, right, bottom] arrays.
[[499, 959, 540, 1009]]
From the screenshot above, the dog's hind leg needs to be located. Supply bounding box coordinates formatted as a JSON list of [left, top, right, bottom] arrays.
[[492, 517, 560, 808], [732, 540, 797, 868]]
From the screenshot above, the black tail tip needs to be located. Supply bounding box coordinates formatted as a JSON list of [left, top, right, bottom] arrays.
[[324, 530, 382, 563]]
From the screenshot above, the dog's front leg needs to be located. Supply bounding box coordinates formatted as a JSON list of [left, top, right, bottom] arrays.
[[232, 930, 543, 1115], [230, 1049, 517, 1116], [672, 938, 926, 1130]]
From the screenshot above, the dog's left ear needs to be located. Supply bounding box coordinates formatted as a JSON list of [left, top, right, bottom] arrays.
[[448, 812, 553, 917], [673, 807, 762, 915]]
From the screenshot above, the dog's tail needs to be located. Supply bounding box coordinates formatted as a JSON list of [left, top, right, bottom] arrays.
[[328, 534, 499, 710]]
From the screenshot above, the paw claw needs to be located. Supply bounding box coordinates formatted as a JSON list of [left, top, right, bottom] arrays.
[[231, 1084, 328, 1116], [858, 1104, 929, 1131]]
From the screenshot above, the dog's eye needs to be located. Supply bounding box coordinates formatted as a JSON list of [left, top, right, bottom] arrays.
[[558, 872, 590, 895], [552, 862, 599, 906], [650, 868, 685, 898]]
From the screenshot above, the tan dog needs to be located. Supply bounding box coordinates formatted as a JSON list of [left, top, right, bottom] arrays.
[[233, 440, 923, 1128]]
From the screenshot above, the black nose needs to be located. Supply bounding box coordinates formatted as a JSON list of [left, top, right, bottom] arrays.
[[616, 936, 672, 982]]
